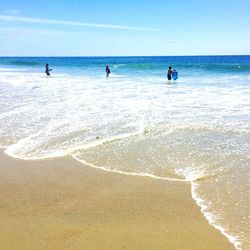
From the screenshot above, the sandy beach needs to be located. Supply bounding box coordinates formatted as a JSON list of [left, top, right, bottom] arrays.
[[0, 150, 234, 250]]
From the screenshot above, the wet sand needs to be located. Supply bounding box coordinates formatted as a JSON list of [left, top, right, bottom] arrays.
[[0, 150, 234, 249]]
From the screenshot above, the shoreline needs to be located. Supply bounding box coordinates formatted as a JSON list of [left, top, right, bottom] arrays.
[[191, 182, 241, 250], [0, 150, 235, 249]]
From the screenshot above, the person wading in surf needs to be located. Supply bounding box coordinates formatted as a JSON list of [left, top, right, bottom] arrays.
[[45, 63, 52, 76], [106, 65, 111, 77], [167, 66, 173, 80]]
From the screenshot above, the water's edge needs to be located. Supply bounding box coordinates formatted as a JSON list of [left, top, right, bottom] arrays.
[[1, 148, 239, 250]]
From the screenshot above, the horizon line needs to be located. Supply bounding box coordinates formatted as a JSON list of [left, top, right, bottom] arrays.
[[0, 54, 249, 58]]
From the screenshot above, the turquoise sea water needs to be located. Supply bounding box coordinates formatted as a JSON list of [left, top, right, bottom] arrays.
[[0, 56, 249, 249]]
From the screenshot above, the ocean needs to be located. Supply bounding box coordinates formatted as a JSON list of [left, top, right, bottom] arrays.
[[0, 56, 249, 249]]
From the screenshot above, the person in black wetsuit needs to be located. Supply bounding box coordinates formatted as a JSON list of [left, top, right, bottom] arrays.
[[106, 65, 111, 77], [167, 66, 173, 80], [45, 63, 52, 76]]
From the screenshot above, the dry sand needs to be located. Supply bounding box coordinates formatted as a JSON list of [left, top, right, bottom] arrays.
[[0, 150, 234, 249]]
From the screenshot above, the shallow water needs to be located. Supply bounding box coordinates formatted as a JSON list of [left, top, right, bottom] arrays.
[[0, 56, 249, 249]]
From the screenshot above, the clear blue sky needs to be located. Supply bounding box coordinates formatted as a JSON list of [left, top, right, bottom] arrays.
[[0, 0, 249, 56]]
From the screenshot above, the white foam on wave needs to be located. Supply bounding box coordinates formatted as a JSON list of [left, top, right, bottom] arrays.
[[0, 67, 27, 72], [4, 129, 145, 160], [72, 156, 186, 182]]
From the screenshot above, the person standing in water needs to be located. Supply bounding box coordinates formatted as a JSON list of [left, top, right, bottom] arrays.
[[167, 66, 173, 80], [106, 65, 111, 77], [45, 63, 52, 76]]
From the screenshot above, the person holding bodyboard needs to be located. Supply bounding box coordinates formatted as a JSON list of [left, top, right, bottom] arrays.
[[167, 66, 178, 81]]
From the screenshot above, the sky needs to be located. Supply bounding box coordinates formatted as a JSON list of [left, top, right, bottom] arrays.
[[0, 0, 249, 56]]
